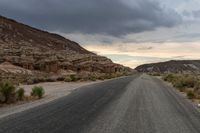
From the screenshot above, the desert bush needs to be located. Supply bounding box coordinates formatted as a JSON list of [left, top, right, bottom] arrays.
[[16, 88, 25, 100], [194, 81, 200, 91], [26, 78, 35, 85], [163, 74, 200, 99], [89, 76, 96, 81], [173, 80, 186, 92], [0, 81, 16, 103], [70, 74, 79, 81], [65, 74, 80, 82], [70, 74, 76, 81], [64, 76, 72, 82], [187, 90, 195, 99], [180, 75, 198, 88], [57, 77, 65, 81], [163, 74, 178, 83], [164, 74, 199, 91], [31, 86, 45, 99]]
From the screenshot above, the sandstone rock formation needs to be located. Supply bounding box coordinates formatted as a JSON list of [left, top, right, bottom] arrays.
[[0, 15, 132, 82]]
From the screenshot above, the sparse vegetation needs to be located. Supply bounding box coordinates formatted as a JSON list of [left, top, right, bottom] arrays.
[[0, 81, 16, 103], [0, 80, 46, 105], [64, 76, 72, 82], [89, 76, 96, 81], [16, 88, 25, 100], [70, 74, 79, 81], [2, 71, 127, 86], [187, 90, 195, 99], [31, 86, 45, 99], [163, 73, 177, 82], [163, 74, 198, 88], [194, 81, 200, 92], [64, 74, 80, 82], [163, 73, 200, 100]]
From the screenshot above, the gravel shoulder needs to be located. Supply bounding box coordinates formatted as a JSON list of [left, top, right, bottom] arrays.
[[0, 81, 101, 119], [156, 76, 200, 111]]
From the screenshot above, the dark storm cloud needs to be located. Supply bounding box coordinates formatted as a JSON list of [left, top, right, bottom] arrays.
[[192, 10, 200, 18], [182, 10, 192, 17], [0, 0, 182, 36]]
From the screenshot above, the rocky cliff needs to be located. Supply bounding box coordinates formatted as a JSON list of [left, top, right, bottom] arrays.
[[0, 15, 132, 83]]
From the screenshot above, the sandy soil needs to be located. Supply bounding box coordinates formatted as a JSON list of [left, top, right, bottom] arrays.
[[0, 81, 101, 118]]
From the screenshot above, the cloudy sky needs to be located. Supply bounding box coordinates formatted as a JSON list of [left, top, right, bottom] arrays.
[[1, 0, 200, 68]]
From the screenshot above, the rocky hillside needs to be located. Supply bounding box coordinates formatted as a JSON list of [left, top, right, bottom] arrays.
[[0, 15, 132, 83], [135, 60, 200, 74]]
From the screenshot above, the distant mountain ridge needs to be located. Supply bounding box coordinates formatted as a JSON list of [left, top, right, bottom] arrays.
[[135, 60, 200, 73]]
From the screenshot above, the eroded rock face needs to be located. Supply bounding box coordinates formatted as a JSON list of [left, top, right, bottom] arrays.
[[71, 56, 129, 73], [0, 15, 132, 77], [135, 60, 200, 74]]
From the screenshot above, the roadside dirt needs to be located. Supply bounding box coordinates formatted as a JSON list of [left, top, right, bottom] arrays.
[[0, 81, 101, 118]]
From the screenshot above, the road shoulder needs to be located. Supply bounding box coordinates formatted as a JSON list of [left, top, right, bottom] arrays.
[[0, 81, 100, 119]]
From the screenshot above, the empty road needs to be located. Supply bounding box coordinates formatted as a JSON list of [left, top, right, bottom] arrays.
[[0, 74, 200, 133]]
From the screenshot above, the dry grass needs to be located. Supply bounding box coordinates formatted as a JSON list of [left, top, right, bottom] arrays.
[[163, 73, 200, 101]]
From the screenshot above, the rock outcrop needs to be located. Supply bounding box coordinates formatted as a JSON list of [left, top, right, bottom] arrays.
[[0, 15, 132, 82], [135, 60, 200, 74]]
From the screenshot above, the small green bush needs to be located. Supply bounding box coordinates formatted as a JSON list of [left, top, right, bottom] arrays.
[[31, 86, 45, 99], [173, 79, 185, 89], [65, 74, 80, 82], [163, 74, 178, 83], [0, 81, 16, 103], [70, 74, 79, 81], [180, 75, 198, 88], [89, 76, 96, 81], [64, 76, 72, 82], [16, 88, 25, 100], [187, 90, 195, 99]]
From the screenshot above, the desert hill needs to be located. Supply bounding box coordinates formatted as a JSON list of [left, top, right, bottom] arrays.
[[135, 60, 200, 74], [0, 15, 132, 83]]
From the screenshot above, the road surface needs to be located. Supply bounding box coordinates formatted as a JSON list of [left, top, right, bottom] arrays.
[[0, 74, 200, 133]]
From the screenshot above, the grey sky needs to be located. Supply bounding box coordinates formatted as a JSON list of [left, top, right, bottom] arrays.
[[0, 0, 181, 36], [1, 0, 200, 68]]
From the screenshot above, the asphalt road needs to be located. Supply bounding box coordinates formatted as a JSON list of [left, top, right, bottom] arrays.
[[0, 74, 200, 133]]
